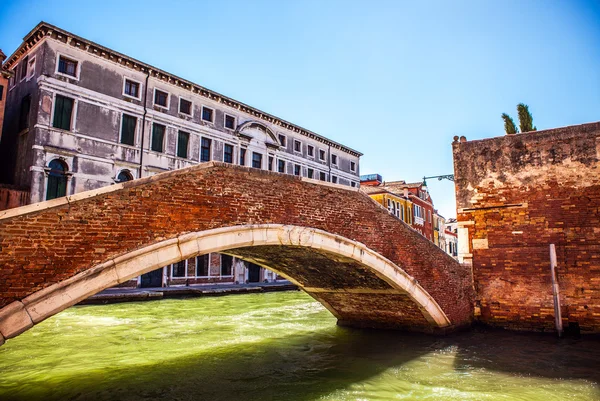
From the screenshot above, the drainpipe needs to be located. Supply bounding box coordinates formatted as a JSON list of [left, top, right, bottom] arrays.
[[139, 69, 150, 179], [549, 244, 563, 337], [328, 144, 331, 182]]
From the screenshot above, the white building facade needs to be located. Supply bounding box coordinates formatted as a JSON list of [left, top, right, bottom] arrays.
[[0, 22, 363, 287]]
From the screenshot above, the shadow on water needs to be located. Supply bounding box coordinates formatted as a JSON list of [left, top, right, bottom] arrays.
[[2, 327, 436, 401], [1, 290, 599, 401], [450, 327, 600, 383], [3, 327, 600, 401]]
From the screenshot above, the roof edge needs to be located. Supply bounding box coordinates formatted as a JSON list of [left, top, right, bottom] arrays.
[[3, 21, 363, 157]]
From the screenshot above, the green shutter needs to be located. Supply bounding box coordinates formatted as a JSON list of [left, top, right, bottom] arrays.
[[46, 175, 67, 200], [177, 131, 189, 158], [152, 124, 164, 152], [121, 115, 136, 145], [52, 95, 73, 130]]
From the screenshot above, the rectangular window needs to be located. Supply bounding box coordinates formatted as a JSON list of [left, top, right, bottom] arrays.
[[179, 98, 192, 115], [18, 95, 31, 131], [331, 154, 337, 165], [154, 89, 168, 107], [120, 114, 137, 146], [294, 140, 301, 153], [268, 156, 273, 171], [202, 106, 214, 122], [319, 172, 326, 181], [196, 254, 209, 276], [224, 144, 234, 163], [52, 94, 74, 131], [240, 148, 246, 165], [201, 137, 212, 162], [278, 134, 286, 147], [57, 55, 78, 78], [294, 164, 301, 176], [351, 181, 356, 188], [26, 57, 36, 80], [151, 123, 165, 152], [20, 56, 28, 81], [0, 85, 4, 101], [177, 130, 189, 158], [307, 145, 314, 157], [252, 152, 262, 169], [224, 114, 236, 130], [278, 159, 285, 173], [319, 149, 326, 161], [172, 261, 186, 278], [221, 254, 233, 276], [124, 79, 140, 99], [428, 210, 432, 223], [332, 175, 337, 184], [350, 161, 356, 172], [307, 168, 314, 179]]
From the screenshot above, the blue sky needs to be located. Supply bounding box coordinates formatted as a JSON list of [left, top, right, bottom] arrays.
[[1, 0, 599, 218]]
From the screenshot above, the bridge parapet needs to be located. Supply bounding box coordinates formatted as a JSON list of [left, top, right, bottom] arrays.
[[0, 162, 473, 344]]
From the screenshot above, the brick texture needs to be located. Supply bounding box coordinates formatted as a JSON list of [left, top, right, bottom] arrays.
[[453, 121, 600, 333], [0, 163, 472, 331]]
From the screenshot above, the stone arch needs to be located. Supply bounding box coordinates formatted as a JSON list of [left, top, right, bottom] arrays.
[[0, 224, 450, 344], [236, 120, 279, 144]]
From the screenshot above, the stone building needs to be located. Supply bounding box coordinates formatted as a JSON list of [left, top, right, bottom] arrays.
[[444, 218, 458, 259], [433, 212, 446, 251], [0, 21, 362, 288]]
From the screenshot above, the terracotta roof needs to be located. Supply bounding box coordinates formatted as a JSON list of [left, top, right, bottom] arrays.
[[360, 186, 385, 195]]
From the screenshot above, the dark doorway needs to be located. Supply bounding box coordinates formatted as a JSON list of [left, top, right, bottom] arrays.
[[248, 263, 261, 283], [141, 268, 163, 288]]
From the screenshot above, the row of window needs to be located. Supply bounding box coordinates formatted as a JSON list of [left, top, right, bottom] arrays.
[[45, 158, 133, 201], [277, 134, 347, 167], [387, 198, 409, 223], [412, 204, 433, 223], [50, 53, 357, 171], [171, 254, 233, 278], [49, 89, 358, 175], [8, 54, 36, 88]]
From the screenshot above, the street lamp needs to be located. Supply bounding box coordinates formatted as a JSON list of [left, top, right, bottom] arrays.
[[422, 174, 454, 187]]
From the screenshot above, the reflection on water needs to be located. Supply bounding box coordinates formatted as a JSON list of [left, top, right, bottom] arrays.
[[0, 291, 598, 401]]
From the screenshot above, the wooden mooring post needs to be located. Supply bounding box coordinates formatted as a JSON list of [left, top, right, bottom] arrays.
[[549, 244, 563, 337]]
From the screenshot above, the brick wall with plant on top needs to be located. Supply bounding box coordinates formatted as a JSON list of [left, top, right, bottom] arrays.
[[453, 121, 600, 333]]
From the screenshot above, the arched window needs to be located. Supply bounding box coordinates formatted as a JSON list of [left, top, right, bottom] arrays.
[[116, 170, 133, 183], [46, 159, 68, 200]]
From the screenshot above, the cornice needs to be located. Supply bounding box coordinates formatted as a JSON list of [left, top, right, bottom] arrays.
[[3, 21, 362, 158]]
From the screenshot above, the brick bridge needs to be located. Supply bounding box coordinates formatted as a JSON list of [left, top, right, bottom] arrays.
[[0, 163, 472, 345]]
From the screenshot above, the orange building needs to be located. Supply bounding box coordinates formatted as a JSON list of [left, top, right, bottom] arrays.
[[360, 174, 436, 241]]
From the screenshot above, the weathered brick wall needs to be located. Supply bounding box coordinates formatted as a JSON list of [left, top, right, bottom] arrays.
[[0, 163, 472, 331], [453, 122, 600, 333], [0, 185, 29, 211]]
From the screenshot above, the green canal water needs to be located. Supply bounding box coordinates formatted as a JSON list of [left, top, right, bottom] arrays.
[[0, 291, 599, 401]]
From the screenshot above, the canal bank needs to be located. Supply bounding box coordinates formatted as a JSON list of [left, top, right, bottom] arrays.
[[78, 281, 298, 305]]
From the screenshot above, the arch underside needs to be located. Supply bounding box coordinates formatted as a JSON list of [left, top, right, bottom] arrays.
[[0, 225, 451, 345]]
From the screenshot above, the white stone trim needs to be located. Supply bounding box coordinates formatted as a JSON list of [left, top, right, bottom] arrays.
[[0, 224, 451, 343], [122, 77, 143, 101], [55, 52, 81, 81]]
